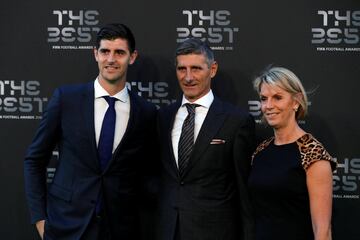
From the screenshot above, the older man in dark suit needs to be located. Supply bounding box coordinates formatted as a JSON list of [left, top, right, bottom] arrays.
[[157, 38, 255, 240], [24, 23, 157, 240]]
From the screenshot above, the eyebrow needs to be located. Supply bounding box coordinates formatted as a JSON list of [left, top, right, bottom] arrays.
[[177, 64, 203, 69], [260, 91, 284, 97]]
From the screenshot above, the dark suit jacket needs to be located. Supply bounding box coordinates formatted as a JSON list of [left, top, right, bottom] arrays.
[[24, 82, 157, 240], [157, 96, 255, 240]]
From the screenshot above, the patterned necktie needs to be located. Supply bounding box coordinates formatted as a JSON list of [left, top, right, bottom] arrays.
[[178, 103, 199, 177], [98, 96, 117, 171]]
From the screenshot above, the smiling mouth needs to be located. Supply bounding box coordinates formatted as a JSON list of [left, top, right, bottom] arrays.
[[266, 113, 278, 117], [105, 66, 119, 70], [183, 83, 197, 87]]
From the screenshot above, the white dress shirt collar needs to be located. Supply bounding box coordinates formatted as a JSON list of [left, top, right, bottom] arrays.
[[181, 90, 214, 109], [94, 78, 129, 103]]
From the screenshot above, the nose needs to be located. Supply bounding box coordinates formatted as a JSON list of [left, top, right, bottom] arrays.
[[107, 52, 116, 62], [185, 69, 193, 82], [264, 99, 273, 109]]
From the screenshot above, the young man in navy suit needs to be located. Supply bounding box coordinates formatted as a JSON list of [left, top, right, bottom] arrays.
[[157, 38, 255, 240], [24, 23, 157, 240]]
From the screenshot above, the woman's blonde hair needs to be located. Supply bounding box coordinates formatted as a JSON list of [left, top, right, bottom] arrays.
[[253, 66, 308, 120]]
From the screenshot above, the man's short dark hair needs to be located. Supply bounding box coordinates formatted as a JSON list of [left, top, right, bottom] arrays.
[[175, 38, 214, 67], [96, 23, 136, 53]]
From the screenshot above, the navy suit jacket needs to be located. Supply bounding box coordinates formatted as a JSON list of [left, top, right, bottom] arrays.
[[157, 97, 255, 240], [24, 82, 157, 240]]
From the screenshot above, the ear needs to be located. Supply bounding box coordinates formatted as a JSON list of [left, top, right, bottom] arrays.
[[129, 50, 138, 65], [292, 93, 302, 109], [210, 61, 218, 78], [94, 48, 99, 62]]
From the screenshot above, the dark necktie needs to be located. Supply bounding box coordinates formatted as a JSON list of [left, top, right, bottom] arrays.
[[178, 103, 199, 177], [96, 96, 116, 214], [98, 96, 117, 171]]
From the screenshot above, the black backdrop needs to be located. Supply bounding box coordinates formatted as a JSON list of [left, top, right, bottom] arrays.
[[0, 0, 359, 239]]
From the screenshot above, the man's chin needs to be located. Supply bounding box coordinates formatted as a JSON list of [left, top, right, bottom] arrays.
[[103, 76, 122, 84], [184, 94, 199, 102], [183, 89, 196, 96]]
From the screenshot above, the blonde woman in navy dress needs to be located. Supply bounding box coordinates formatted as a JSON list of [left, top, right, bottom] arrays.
[[248, 67, 337, 240]]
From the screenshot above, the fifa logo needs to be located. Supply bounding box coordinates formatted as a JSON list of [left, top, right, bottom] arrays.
[[333, 158, 360, 193], [311, 10, 360, 45], [176, 10, 239, 46], [0, 80, 47, 114], [126, 81, 176, 108], [47, 10, 100, 43]]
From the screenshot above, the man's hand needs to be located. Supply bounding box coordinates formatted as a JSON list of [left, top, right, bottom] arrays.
[[36, 220, 45, 239]]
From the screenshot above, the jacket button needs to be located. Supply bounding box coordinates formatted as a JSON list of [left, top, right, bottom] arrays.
[[180, 181, 184, 185]]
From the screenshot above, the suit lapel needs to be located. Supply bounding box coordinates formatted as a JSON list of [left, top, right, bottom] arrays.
[[104, 89, 138, 172], [182, 98, 226, 177], [82, 82, 100, 170], [121, 89, 138, 143], [165, 101, 182, 175]]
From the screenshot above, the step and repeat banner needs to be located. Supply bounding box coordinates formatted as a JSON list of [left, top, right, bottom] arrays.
[[0, 0, 359, 239]]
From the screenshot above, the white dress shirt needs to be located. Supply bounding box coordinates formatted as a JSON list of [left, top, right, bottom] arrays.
[[171, 90, 214, 166], [94, 78, 130, 152]]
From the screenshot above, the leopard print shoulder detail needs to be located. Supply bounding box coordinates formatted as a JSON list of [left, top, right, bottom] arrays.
[[296, 133, 337, 171], [251, 137, 274, 165]]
